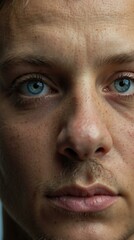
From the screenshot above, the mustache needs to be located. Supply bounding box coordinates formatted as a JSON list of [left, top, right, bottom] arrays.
[[36, 157, 118, 196], [33, 158, 119, 240]]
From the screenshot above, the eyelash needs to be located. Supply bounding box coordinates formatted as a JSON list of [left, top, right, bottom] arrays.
[[8, 73, 58, 107], [7, 71, 134, 108], [104, 72, 134, 100]]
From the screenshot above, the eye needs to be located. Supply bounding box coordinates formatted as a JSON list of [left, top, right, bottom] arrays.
[[15, 73, 56, 97], [109, 75, 134, 95], [114, 78, 131, 93], [21, 80, 49, 96]]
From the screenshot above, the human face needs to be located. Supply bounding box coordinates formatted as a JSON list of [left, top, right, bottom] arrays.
[[0, 0, 134, 240]]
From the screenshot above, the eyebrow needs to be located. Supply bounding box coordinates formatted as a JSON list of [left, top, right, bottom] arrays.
[[96, 51, 134, 68], [0, 54, 57, 72], [1, 51, 134, 73]]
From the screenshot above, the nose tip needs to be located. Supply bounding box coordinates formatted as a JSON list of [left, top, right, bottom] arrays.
[[57, 125, 113, 161]]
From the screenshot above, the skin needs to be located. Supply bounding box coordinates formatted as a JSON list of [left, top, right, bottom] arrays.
[[0, 0, 134, 239]]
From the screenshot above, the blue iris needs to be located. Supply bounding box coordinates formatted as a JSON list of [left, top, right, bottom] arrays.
[[114, 79, 130, 93], [21, 80, 46, 96], [27, 81, 44, 95]]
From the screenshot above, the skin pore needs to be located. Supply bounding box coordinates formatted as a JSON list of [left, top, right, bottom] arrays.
[[0, 0, 134, 239]]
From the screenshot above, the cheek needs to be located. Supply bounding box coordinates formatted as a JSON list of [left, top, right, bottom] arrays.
[[111, 123, 134, 191], [117, 126, 134, 165], [0, 120, 58, 199], [110, 113, 134, 164], [0, 118, 59, 231]]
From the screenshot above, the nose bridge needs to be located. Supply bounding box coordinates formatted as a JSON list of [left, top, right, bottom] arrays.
[[57, 78, 113, 160], [69, 81, 104, 134], [68, 89, 104, 138]]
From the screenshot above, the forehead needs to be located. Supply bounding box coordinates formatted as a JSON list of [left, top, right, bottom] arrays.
[[1, 0, 134, 70], [6, 0, 134, 28]]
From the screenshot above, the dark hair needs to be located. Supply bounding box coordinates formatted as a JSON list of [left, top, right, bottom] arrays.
[[0, 0, 29, 10], [0, 0, 15, 10], [0, 0, 6, 9]]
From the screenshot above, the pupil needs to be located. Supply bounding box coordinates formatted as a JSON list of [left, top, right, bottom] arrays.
[[120, 80, 125, 87], [119, 79, 129, 87], [34, 83, 40, 89]]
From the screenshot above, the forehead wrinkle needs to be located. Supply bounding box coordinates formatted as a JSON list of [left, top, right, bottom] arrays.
[[9, 0, 134, 30], [10, 1, 79, 28], [30, 0, 134, 22]]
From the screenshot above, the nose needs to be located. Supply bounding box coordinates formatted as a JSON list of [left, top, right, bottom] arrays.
[[57, 94, 113, 161]]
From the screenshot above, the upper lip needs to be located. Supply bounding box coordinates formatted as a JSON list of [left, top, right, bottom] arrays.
[[47, 183, 118, 198]]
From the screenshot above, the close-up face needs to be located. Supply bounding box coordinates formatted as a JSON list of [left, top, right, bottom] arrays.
[[0, 0, 134, 239]]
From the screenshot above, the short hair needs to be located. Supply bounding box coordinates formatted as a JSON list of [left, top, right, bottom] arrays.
[[0, 0, 29, 10]]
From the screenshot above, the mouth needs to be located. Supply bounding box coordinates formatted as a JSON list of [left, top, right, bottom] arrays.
[[46, 183, 119, 213]]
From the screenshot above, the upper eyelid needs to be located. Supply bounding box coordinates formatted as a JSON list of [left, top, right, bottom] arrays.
[[12, 73, 61, 96], [107, 71, 134, 85], [15, 72, 52, 82], [106, 73, 134, 94], [0, 56, 67, 85], [12, 73, 56, 89], [115, 73, 134, 78], [6, 67, 134, 92]]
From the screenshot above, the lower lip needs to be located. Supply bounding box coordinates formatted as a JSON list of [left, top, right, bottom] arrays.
[[49, 195, 118, 213]]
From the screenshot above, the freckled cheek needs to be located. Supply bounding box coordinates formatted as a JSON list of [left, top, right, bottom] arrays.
[[114, 127, 134, 166]]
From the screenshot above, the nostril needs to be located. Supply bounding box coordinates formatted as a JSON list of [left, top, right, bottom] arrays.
[[95, 147, 105, 154], [65, 148, 78, 158]]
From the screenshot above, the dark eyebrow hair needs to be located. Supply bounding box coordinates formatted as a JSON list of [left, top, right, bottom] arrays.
[[1, 51, 134, 73], [0, 54, 57, 72], [96, 51, 134, 68]]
